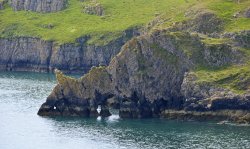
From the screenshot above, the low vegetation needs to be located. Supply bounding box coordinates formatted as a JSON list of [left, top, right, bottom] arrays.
[[195, 61, 250, 94], [1, 0, 249, 45], [1, 0, 250, 93], [0, 0, 196, 44]]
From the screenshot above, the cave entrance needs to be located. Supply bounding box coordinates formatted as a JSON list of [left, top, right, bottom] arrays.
[[97, 104, 112, 117], [94, 91, 120, 118], [95, 99, 120, 118]]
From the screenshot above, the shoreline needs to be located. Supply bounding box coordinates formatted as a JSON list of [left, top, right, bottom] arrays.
[[161, 110, 250, 124]]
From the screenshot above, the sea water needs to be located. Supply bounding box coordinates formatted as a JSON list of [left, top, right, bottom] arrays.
[[0, 71, 250, 149]]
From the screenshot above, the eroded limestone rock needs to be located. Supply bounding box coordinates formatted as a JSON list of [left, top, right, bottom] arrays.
[[38, 67, 114, 117], [10, 0, 68, 12], [172, 11, 224, 34], [0, 28, 138, 73], [38, 29, 249, 122], [83, 2, 104, 16], [0, 0, 7, 9], [245, 7, 250, 18], [181, 72, 250, 111]]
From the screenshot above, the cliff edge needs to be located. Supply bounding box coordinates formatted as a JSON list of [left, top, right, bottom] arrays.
[[38, 22, 250, 123]]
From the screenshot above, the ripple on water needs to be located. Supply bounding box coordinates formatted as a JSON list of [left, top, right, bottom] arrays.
[[0, 71, 250, 149]]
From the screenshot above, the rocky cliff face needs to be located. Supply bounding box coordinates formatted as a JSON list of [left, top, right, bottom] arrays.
[[172, 11, 224, 35], [38, 30, 192, 118], [83, 2, 104, 16], [177, 72, 250, 123], [0, 29, 138, 73], [0, 37, 53, 72], [0, 0, 7, 9], [38, 68, 113, 117], [38, 28, 250, 123], [245, 7, 250, 18], [232, 30, 250, 48], [181, 72, 250, 112], [10, 0, 67, 12]]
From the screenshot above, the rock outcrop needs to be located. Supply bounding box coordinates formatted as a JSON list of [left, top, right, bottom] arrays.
[[233, 30, 250, 48], [38, 29, 250, 123], [0, 29, 138, 73], [38, 68, 113, 117], [0, 37, 53, 72], [178, 72, 250, 123], [10, 0, 67, 12], [0, 0, 7, 9], [181, 72, 250, 111], [83, 2, 104, 16], [245, 7, 250, 18], [172, 11, 224, 34], [38, 30, 193, 118]]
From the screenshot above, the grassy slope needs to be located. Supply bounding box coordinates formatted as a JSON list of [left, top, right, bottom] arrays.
[[208, 0, 250, 32], [161, 0, 250, 94], [156, 0, 250, 32], [185, 0, 250, 94], [0, 0, 197, 44], [0, 0, 249, 44], [0, 0, 250, 92], [194, 0, 250, 94]]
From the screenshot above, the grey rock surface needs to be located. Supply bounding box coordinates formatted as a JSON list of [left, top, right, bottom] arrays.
[[10, 0, 67, 12], [38, 29, 248, 122], [83, 2, 104, 16], [0, 29, 138, 73], [245, 7, 250, 18], [0, 0, 7, 9]]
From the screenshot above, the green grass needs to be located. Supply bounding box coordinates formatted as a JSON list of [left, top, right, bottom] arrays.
[[194, 61, 250, 94], [0, 0, 197, 44], [1, 0, 250, 93], [208, 0, 250, 32], [193, 33, 250, 94], [1, 0, 249, 44], [201, 37, 230, 45]]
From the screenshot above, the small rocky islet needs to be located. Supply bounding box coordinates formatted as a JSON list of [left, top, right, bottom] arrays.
[[0, 0, 250, 124]]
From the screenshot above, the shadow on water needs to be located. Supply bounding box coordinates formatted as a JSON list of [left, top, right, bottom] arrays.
[[43, 112, 250, 149], [1, 71, 250, 149], [0, 71, 82, 82]]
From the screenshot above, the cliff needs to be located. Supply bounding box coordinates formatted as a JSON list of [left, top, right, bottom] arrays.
[[0, 29, 138, 73], [0, 0, 250, 123], [38, 21, 250, 123], [10, 0, 67, 12], [0, 0, 7, 9], [83, 1, 104, 16]]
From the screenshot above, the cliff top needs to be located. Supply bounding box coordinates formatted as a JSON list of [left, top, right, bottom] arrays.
[[0, 0, 249, 45]]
